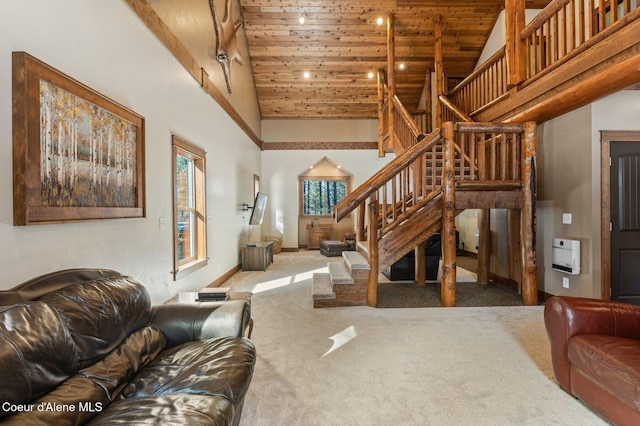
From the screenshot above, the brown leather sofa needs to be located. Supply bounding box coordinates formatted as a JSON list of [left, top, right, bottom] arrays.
[[544, 296, 640, 426], [0, 269, 255, 425]]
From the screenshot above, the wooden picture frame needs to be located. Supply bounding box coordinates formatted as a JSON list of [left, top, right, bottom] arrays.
[[12, 52, 145, 225]]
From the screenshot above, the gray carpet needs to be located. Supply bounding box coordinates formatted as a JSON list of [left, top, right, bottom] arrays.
[[222, 252, 607, 426], [378, 281, 524, 308]]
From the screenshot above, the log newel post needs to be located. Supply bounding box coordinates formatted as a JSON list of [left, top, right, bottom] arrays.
[[387, 14, 396, 151], [424, 70, 433, 133], [367, 195, 379, 307], [357, 202, 365, 243], [505, 0, 526, 89], [521, 121, 538, 305], [434, 16, 444, 128], [441, 122, 457, 307], [377, 70, 386, 157]]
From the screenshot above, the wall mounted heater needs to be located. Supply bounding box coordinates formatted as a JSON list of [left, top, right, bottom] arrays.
[[552, 238, 580, 275]]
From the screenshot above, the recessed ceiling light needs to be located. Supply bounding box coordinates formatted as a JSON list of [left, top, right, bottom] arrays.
[[303, 71, 311, 79], [376, 17, 385, 26], [298, 13, 307, 25], [398, 63, 406, 70], [367, 71, 375, 79]]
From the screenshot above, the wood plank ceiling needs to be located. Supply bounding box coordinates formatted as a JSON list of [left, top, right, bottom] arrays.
[[240, 0, 551, 119]]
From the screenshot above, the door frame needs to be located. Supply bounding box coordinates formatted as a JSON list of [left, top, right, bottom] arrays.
[[600, 130, 640, 300]]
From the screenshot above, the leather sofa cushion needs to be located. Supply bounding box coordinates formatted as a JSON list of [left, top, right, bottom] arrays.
[[0, 302, 79, 417], [87, 394, 235, 425], [121, 337, 256, 405], [2, 325, 167, 425], [40, 276, 152, 368], [569, 334, 640, 410]]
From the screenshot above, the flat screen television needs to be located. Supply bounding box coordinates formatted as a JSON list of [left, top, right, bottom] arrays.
[[249, 192, 268, 225]]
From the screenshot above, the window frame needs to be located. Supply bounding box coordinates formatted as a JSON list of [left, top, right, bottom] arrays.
[[298, 175, 351, 218], [172, 135, 207, 280]]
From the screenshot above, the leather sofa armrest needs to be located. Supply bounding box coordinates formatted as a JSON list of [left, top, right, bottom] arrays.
[[150, 299, 250, 348], [544, 296, 640, 391]]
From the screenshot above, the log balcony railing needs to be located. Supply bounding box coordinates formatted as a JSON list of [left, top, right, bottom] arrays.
[[443, 0, 640, 120]]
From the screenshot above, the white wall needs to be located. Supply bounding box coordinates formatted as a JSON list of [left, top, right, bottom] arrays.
[[535, 89, 640, 298], [475, 10, 543, 68], [148, 0, 262, 137], [261, 119, 390, 248], [261, 150, 393, 248], [0, 0, 260, 303]]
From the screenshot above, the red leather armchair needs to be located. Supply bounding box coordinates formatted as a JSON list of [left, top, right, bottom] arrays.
[[544, 296, 640, 426]]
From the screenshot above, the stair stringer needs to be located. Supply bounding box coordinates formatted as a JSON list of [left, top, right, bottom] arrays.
[[377, 192, 444, 271]]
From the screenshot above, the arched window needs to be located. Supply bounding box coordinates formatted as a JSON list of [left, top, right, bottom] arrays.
[[298, 157, 352, 217]]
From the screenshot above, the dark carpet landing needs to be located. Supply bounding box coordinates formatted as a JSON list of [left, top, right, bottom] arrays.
[[377, 281, 524, 308]]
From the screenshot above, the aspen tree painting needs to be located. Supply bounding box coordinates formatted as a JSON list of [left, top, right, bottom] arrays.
[[13, 52, 145, 225]]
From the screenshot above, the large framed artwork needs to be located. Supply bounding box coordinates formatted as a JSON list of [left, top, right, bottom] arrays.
[[12, 52, 145, 225]]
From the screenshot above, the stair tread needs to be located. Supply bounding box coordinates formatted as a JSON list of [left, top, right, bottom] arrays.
[[312, 273, 335, 300], [342, 251, 370, 270], [328, 262, 354, 285]]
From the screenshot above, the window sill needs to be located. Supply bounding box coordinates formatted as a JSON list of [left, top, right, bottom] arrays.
[[173, 258, 208, 281]]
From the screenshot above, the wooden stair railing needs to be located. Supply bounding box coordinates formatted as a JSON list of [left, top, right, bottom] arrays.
[[333, 129, 442, 224]]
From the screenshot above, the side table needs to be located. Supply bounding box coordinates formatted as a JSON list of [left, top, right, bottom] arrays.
[[242, 241, 274, 271]]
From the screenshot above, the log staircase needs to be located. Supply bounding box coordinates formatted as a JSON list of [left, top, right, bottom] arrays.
[[312, 111, 537, 308], [311, 0, 640, 308]]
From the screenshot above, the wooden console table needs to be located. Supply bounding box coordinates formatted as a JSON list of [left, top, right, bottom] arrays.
[[306, 224, 332, 249], [242, 241, 274, 271]]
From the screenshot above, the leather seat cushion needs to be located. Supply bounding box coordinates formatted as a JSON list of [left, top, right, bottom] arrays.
[[569, 334, 640, 410], [87, 394, 235, 425], [120, 337, 256, 406], [2, 325, 167, 425]]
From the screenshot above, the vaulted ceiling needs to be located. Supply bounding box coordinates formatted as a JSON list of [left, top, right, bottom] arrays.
[[240, 0, 552, 120]]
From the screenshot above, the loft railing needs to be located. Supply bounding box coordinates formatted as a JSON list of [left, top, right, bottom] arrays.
[[444, 0, 639, 118], [522, 0, 639, 83], [446, 47, 509, 118]]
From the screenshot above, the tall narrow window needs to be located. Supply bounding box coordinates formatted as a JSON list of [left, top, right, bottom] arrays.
[[172, 135, 207, 279]]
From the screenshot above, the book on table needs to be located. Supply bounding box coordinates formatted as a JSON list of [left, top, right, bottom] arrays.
[[197, 287, 229, 301]]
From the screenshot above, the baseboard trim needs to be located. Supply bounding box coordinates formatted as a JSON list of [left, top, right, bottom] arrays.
[[489, 272, 519, 292], [281, 247, 300, 252], [209, 264, 241, 287]]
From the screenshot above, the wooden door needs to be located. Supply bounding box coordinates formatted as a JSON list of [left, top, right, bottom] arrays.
[[610, 140, 640, 303]]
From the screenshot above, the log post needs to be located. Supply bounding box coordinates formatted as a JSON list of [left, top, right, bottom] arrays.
[[521, 121, 538, 305], [505, 0, 526, 88], [476, 129, 491, 285], [477, 209, 491, 285], [377, 69, 386, 157], [367, 195, 379, 307], [434, 16, 444, 128], [441, 122, 457, 307], [387, 14, 396, 151], [424, 70, 433, 133], [415, 243, 426, 286], [508, 209, 522, 293], [357, 202, 365, 243]]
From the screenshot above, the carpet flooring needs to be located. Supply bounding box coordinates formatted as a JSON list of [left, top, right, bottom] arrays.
[[223, 251, 607, 426]]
